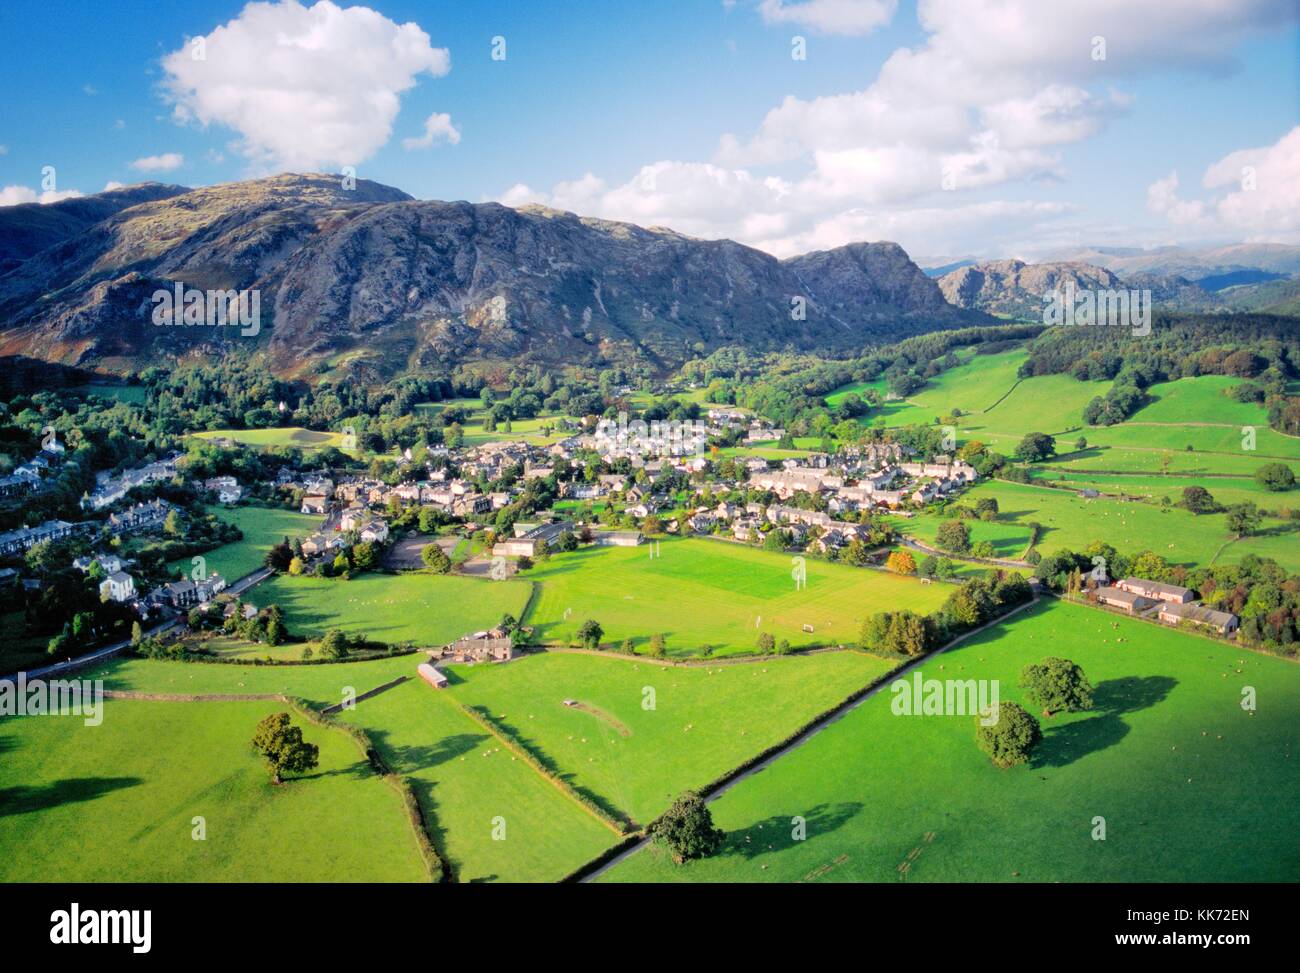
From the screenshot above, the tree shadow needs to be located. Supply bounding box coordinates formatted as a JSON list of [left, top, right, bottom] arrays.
[[1033, 712, 1130, 768], [365, 728, 488, 772], [722, 802, 863, 860], [1093, 675, 1177, 716], [0, 776, 142, 817], [1031, 675, 1177, 769]]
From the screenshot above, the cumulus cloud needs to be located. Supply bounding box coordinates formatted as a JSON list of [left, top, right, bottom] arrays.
[[129, 152, 184, 172], [502, 0, 1297, 257], [401, 111, 461, 150], [1148, 126, 1300, 241], [161, 0, 450, 171], [103, 181, 126, 191], [757, 0, 897, 36], [0, 185, 84, 206]]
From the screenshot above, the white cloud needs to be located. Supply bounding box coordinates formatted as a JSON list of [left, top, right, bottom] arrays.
[[503, 0, 1296, 257], [1148, 126, 1300, 242], [103, 181, 126, 192], [401, 111, 461, 150], [83, 84, 98, 96], [0, 145, 7, 155], [114, 119, 126, 130], [129, 152, 185, 172], [757, 0, 897, 36], [0, 185, 84, 207], [162, 0, 450, 171], [1146, 171, 1207, 226]]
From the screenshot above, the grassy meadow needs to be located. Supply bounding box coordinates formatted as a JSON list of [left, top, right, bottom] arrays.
[[0, 699, 429, 882], [252, 572, 533, 646], [169, 504, 321, 582], [602, 599, 1300, 883], [445, 649, 892, 826], [338, 679, 617, 882], [522, 537, 952, 655], [190, 427, 349, 452]]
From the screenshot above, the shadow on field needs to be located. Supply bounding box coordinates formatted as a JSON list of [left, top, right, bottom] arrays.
[[0, 776, 142, 817], [366, 728, 488, 772], [1033, 675, 1177, 769], [724, 802, 863, 859]]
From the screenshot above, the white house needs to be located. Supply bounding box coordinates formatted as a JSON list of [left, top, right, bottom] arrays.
[[99, 572, 136, 603]]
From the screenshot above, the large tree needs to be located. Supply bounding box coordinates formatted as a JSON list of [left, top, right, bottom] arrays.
[[1255, 462, 1296, 492], [935, 519, 971, 554], [1019, 657, 1094, 717], [421, 543, 452, 573], [975, 702, 1041, 768], [251, 712, 319, 784], [1225, 502, 1262, 538], [1181, 485, 1218, 514], [576, 618, 603, 650], [651, 792, 726, 863], [1013, 432, 1057, 464]]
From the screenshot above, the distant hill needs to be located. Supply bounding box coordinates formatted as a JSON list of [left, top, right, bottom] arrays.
[[1048, 243, 1300, 281], [932, 257, 1278, 317], [0, 173, 987, 377]]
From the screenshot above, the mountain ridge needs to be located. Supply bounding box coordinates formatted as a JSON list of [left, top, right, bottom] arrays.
[[0, 173, 984, 377]]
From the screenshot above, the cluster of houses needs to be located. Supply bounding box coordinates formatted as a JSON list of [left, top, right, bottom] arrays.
[[0, 518, 90, 556], [0, 441, 64, 499], [1095, 577, 1239, 636], [82, 453, 180, 511], [746, 450, 978, 512], [687, 501, 880, 552]]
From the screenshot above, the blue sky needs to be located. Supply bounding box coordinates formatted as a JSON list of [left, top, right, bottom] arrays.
[[1, 0, 1297, 260]]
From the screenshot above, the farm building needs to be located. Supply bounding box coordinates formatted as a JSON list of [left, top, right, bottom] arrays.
[[417, 663, 448, 689], [444, 632, 516, 662], [594, 530, 643, 547], [492, 521, 573, 558], [1095, 586, 1156, 614], [1116, 578, 1194, 604], [1157, 602, 1239, 636]]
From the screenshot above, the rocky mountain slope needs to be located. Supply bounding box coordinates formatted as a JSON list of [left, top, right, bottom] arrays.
[[0, 183, 190, 275], [937, 259, 1123, 317], [0, 174, 984, 377], [937, 258, 1233, 317]]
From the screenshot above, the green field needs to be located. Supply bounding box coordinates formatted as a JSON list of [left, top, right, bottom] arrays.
[[445, 649, 892, 826], [414, 398, 571, 446], [254, 572, 533, 646], [602, 599, 1300, 883], [522, 537, 952, 655], [0, 699, 428, 882], [891, 511, 1035, 561], [339, 679, 616, 882], [899, 479, 1300, 572], [71, 648, 891, 881], [191, 427, 349, 451], [170, 505, 321, 582]]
